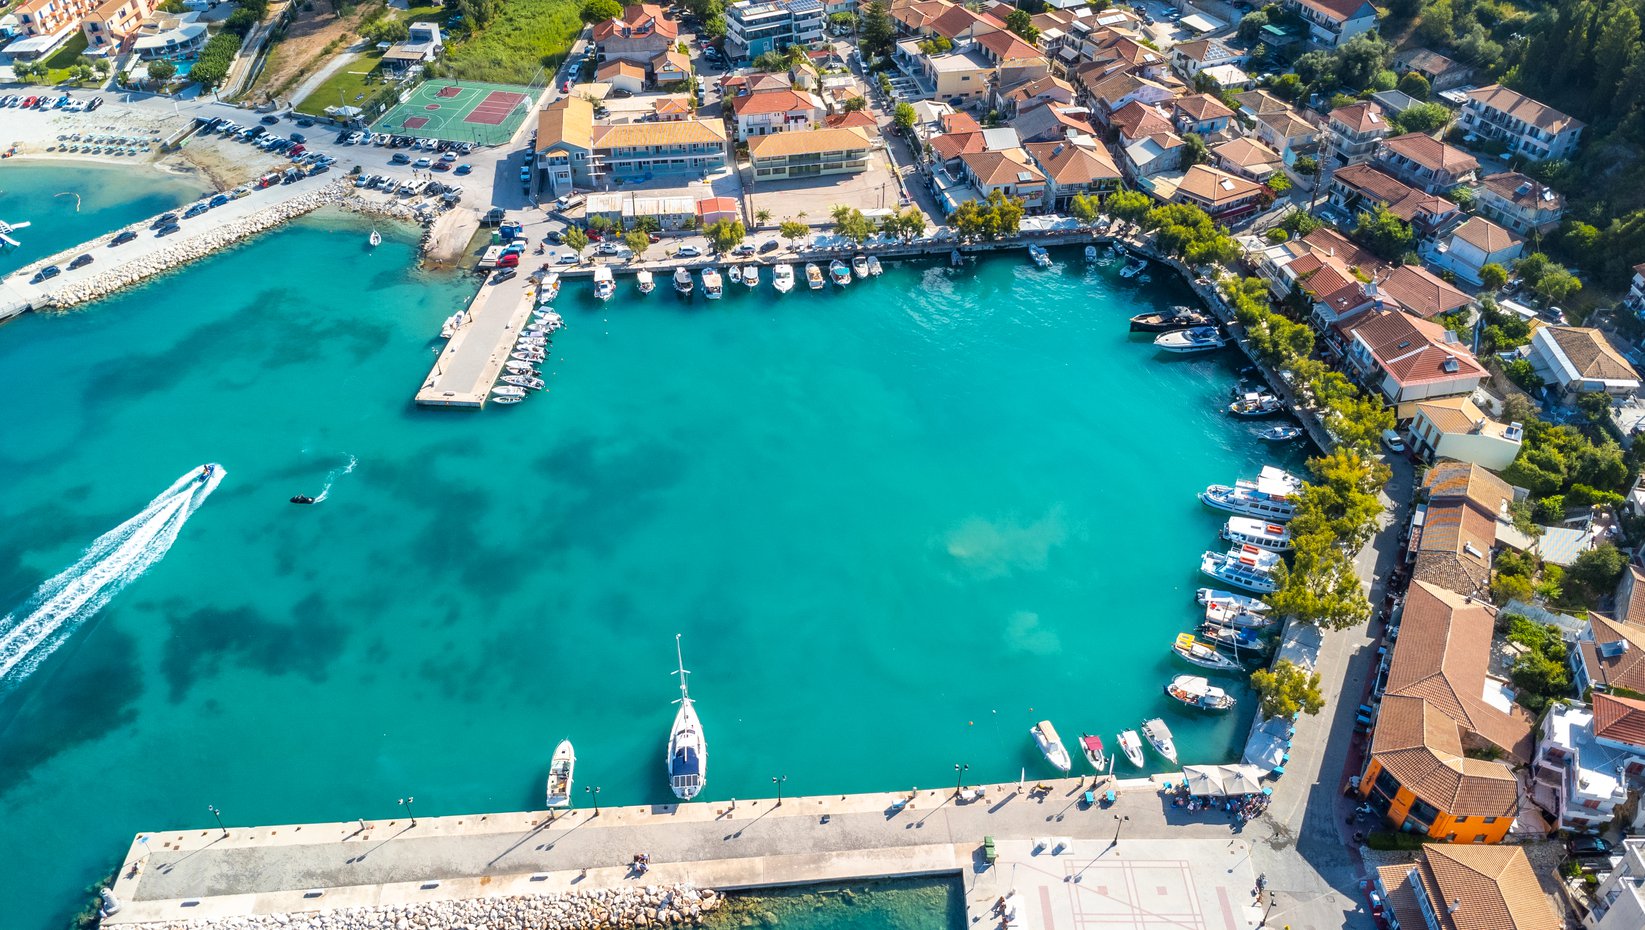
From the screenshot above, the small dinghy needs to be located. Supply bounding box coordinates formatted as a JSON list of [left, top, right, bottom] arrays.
[[545, 739, 575, 808], [369, 228, 382, 247], [1258, 425, 1304, 442], [491, 394, 523, 405], [1084, 245, 1098, 262]]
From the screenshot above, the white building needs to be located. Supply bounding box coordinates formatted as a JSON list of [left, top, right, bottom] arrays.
[[1282, 0, 1378, 49], [1459, 85, 1584, 162], [1406, 395, 1523, 471], [1526, 325, 1642, 400], [725, 0, 824, 61], [1533, 699, 1645, 835], [1586, 838, 1645, 930]]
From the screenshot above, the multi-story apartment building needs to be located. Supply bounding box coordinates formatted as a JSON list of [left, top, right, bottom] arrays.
[[1323, 101, 1389, 171], [748, 126, 871, 179], [1372, 133, 1479, 193], [591, 119, 729, 182], [81, 0, 161, 54], [1458, 85, 1584, 162], [1475, 172, 1565, 236], [1534, 698, 1645, 835], [592, 3, 679, 66], [725, 0, 824, 60], [1283, 0, 1379, 49], [1585, 839, 1645, 930], [1375, 845, 1560, 930]]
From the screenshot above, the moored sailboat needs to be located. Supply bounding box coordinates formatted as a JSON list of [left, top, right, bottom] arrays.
[[1173, 632, 1244, 672], [666, 634, 707, 801]]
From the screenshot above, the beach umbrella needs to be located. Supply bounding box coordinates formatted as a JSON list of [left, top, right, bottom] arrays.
[[1182, 765, 1225, 796], [1221, 765, 1265, 795]]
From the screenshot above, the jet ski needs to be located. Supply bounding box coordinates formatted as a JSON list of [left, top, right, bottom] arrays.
[[198, 464, 216, 482], [289, 495, 316, 504]]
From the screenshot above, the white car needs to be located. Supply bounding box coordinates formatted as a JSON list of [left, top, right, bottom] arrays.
[[675, 245, 702, 257], [1381, 429, 1406, 454]]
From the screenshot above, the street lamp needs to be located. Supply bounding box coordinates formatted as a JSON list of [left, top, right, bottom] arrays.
[[954, 763, 969, 797], [207, 804, 227, 837], [584, 785, 601, 815], [772, 775, 787, 806], [399, 796, 416, 826], [1111, 814, 1129, 847]]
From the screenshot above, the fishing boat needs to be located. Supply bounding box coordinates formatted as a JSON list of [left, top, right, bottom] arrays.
[[636, 269, 655, 294], [1222, 516, 1293, 552], [666, 634, 707, 801], [867, 256, 883, 276], [1154, 326, 1227, 353], [1200, 545, 1283, 594], [851, 254, 870, 278], [1197, 588, 1272, 613], [725, 264, 742, 285], [772, 263, 795, 293], [1028, 243, 1052, 267], [1079, 733, 1108, 772], [1141, 718, 1178, 763], [439, 312, 464, 339], [950, 248, 963, 267], [1173, 632, 1245, 673], [1228, 392, 1285, 417], [1204, 601, 1277, 631], [492, 385, 527, 398], [369, 228, 382, 247], [674, 266, 694, 295], [742, 263, 760, 288], [540, 272, 561, 301], [1030, 720, 1072, 772], [593, 266, 615, 301], [1117, 729, 1145, 768], [1198, 466, 1301, 521], [830, 259, 852, 286], [1118, 256, 1148, 278], [1129, 306, 1213, 333], [1200, 623, 1264, 652], [1258, 425, 1304, 442], [1166, 675, 1235, 712], [805, 263, 825, 290], [1084, 245, 1098, 262], [545, 739, 575, 808], [702, 267, 723, 300]]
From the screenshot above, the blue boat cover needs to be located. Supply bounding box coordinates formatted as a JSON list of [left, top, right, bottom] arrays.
[[670, 747, 699, 777]]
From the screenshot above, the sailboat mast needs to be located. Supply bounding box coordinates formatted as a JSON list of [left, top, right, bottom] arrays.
[[674, 633, 690, 703]]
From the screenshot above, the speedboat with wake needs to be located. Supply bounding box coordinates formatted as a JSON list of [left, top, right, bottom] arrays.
[[197, 464, 216, 482], [666, 634, 707, 800], [1141, 718, 1177, 763], [1031, 720, 1072, 772], [545, 739, 575, 808], [289, 495, 316, 504], [1117, 729, 1145, 768]]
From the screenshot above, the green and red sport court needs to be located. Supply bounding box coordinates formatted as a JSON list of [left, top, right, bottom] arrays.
[[370, 80, 538, 146]]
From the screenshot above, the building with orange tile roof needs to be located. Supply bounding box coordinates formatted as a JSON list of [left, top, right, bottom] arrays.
[[1574, 611, 1645, 696], [1284, 0, 1379, 49], [1324, 100, 1389, 169], [1534, 698, 1645, 835], [1330, 307, 1486, 412], [747, 127, 872, 179], [1460, 85, 1584, 161], [1374, 844, 1560, 930], [1171, 164, 1266, 220], [1327, 163, 1460, 234], [1024, 140, 1122, 208], [730, 87, 826, 141], [593, 3, 679, 66]]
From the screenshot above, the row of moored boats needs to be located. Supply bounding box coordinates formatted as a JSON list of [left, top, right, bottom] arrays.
[[667, 254, 882, 298], [490, 275, 566, 405]]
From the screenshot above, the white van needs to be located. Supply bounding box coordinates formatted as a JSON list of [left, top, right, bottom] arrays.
[[1381, 429, 1406, 453]]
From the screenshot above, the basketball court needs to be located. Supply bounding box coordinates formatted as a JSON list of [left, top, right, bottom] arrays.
[[370, 79, 540, 146]]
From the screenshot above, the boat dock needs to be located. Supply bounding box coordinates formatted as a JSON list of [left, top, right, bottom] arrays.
[[101, 778, 1277, 929], [414, 272, 540, 408]]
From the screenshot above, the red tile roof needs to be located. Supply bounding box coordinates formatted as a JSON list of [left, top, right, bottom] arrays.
[[1330, 100, 1387, 134], [1593, 691, 1645, 748]]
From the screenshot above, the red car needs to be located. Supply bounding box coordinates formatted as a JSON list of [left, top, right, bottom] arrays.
[[21, 96, 37, 107], [497, 251, 521, 268], [289, 144, 306, 156], [587, 229, 604, 241]]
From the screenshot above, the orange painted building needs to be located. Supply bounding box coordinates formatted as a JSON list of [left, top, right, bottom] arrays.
[[1357, 581, 1534, 843], [82, 0, 162, 53]]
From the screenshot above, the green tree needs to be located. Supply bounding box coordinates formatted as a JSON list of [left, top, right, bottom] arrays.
[[1479, 263, 1508, 292], [225, 7, 260, 35], [706, 219, 747, 252], [1535, 268, 1582, 304], [1564, 545, 1627, 608], [1237, 10, 1269, 43], [146, 59, 177, 84], [362, 18, 410, 43], [563, 227, 589, 256], [861, 1, 894, 57], [1249, 660, 1326, 718], [623, 230, 651, 258], [842, 95, 868, 112], [1181, 132, 1209, 167], [1391, 102, 1451, 134], [1005, 8, 1039, 43], [893, 101, 917, 134], [586, 214, 615, 234], [1105, 189, 1152, 223], [1068, 193, 1101, 225], [1293, 155, 1319, 177], [1353, 203, 1415, 262], [834, 207, 874, 243], [828, 11, 857, 30], [1397, 71, 1430, 100], [778, 219, 809, 245], [1269, 72, 1304, 101]]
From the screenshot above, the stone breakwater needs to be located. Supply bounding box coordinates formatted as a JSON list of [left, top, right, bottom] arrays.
[[31, 181, 354, 310], [116, 885, 721, 930]]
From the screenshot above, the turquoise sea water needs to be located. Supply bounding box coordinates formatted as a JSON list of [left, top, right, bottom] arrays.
[[704, 877, 963, 930], [0, 162, 207, 272], [0, 165, 1304, 930]]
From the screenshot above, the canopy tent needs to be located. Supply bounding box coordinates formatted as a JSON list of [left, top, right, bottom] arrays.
[[1182, 765, 1226, 796], [1243, 716, 1293, 770], [1221, 765, 1266, 795]]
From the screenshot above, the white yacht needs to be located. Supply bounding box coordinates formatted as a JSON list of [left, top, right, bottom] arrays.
[[851, 254, 870, 278], [1199, 466, 1302, 521], [1165, 675, 1236, 711], [772, 263, 795, 293], [1117, 729, 1145, 768], [867, 256, 883, 276], [674, 266, 694, 295], [636, 269, 655, 294], [540, 272, 561, 302], [545, 739, 575, 808], [1222, 516, 1293, 551], [1141, 718, 1178, 764], [702, 267, 723, 300], [1154, 326, 1227, 353], [1031, 720, 1072, 772], [1199, 545, 1283, 594], [742, 263, 760, 288], [593, 265, 614, 301], [666, 634, 707, 800]]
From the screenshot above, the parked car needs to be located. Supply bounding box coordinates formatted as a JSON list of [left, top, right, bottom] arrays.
[[414, 157, 432, 168], [261, 115, 279, 125], [110, 230, 138, 246], [151, 212, 178, 228], [675, 245, 702, 258], [209, 193, 230, 207], [155, 223, 181, 237], [295, 118, 314, 127], [68, 253, 93, 270], [454, 163, 472, 175], [1570, 837, 1613, 859], [31, 265, 61, 282], [732, 243, 756, 256], [184, 202, 210, 218], [391, 152, 411, 164], [1380, 429, 1406, 454], [758, 240, 779, 253], [557, 252, 578, 264]]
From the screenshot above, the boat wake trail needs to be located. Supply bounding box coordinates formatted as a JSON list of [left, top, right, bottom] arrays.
[[0, 465, 225, 691], [311, 454, 357, 504]]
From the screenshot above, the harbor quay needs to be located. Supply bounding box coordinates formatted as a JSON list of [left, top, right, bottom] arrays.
[[105, 778, 1291, 930], [414, 275, 539, 408]]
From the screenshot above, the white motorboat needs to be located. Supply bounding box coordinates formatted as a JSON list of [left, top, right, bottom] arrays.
[[502, 375, 545, 390], [867, 256, 883, 276], [369, 228, 382, 247], [1204, 601, 1277, 631], [829, 259, 851, 285], [1119, 256, 1148, 278], [674, 266, 694, 295], [1084, 245, 1098, 262], [1028, 243, 1051, 267], [1198, 466, 1302, 521], [1228, 391, 1285, 417], [492, 385, 527, 398], [1196, 588, 1272, 613], [1200, 623, 1264, 652], [636, 269, 655, 294], [1199, 545, 1283, 594], [439, 312, 463, 339], [702, 267, 723, 299], [540, 272, 561, 301], [1165, 675, 1236, 711], [1258, 425, 1304, 442], [725, 264, 742, 285], [1030, 720, 1072, 772], [1141, 718, 1178, 763], [1154, 326, 1227, 353], [491, 395, 522, 405], [772, 263, 795, 293], [505, 360, 537, 374], [1222, 516, 1293, 552], [545, 739, 575, 808], [806, 263, 825, 289], [666, 634, 707, 800], [1117, 729, 1145, 768], [851, 254, 870, 278], [742, 263, 760, 288], [593, 265, 615, 301], [1079, 733, 1108, 772], [1173, 633, 1244, 672]]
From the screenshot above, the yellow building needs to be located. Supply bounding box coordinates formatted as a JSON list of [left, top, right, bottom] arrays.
[[747, 127, 873, 180]]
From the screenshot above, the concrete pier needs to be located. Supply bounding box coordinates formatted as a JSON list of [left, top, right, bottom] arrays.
[[103, 779, 1274, 929], [414, 273, 541, 408]]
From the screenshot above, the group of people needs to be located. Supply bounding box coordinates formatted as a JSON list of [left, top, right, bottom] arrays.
[[1169, 786, 1270, 824], [629, 852, 651, 875]]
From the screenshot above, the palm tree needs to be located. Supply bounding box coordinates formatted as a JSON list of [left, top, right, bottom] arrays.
[[755, 208, 771, 226]]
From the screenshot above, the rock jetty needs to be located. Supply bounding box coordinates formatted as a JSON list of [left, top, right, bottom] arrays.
[[31, 181, 354, 310], [117, 884, 721, 930]]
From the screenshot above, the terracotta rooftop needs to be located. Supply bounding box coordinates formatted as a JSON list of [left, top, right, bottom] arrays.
[[1543, 326, 1640, 383], [1109, 101, 1174, 141], [1338, 308, 1485, 388], [1451, 216, 1523, 255], [1332, 164, 1457, 222], [1174, 93, 1234, 123], [1235, 89, 1292, 117], [1412, 396, 1512, 440], [1377, 264, 1473, 319], [1423, 460, 1513, 518], [1580, 612, 1645, 693], [537, 96, 594, 152], [1024, 140, 1121, 184], [1379, 132, 1480, 175], [824, 110, 879, 130], [1004, 75, 1074, 103], [1369, 692, 1519, 819], [596, 60, 646, 81], [1213, 136, 1282, 170], [1296, 0, 1375, 23], [1593, 691, 1645, 748], [1256, 109, 1318, 141], [593, 119, 726, 149], [1010, 103, 1096, 143], [1479, 172, 1564, 211], [1175, 164, 1263, 206], [1329, 100, 1387, 134], [929, 130, 985, 162], [1411, 502, 1496, 602], [1378, 845, 1560, 930], [961, 148, 1047, 186], [746, 127, 870, 160], [592, 3, 678, 41], [1295, 226, 1381, 274], [942, 111, 983, 133], [1465, 84, 1583, 134], [1618, 564, 1645, 628], [731, 88, 821, 117], [974, 29, 1042, 62]]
